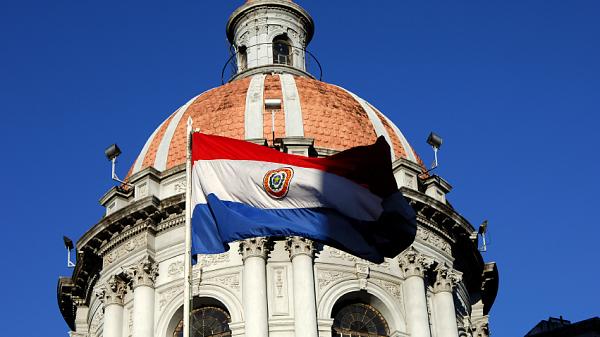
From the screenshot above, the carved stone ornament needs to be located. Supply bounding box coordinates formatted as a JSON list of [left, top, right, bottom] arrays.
[[416, 227, 452, 254], [472, 319, 489, 337], [239, 237, 272, 261], [286, 236, 315, 259], [397, 247, 433, 278], [355, 263, 369, 290], [433, 263, 463, 293], [95, 275, 128, 306], [197, 252, 230, 268], [123, 256, 159, 289], [159, 285, 183, 312], [69, 332, 88, 337], [327, 247, 391, 271]]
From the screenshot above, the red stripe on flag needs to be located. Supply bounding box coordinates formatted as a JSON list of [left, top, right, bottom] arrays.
[[192, 133, 398, 198]]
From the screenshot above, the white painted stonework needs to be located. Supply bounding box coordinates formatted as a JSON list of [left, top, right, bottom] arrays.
[[57, 2, 497, 337]]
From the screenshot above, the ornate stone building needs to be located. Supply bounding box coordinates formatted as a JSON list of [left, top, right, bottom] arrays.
[[57, 1, 499, 337]]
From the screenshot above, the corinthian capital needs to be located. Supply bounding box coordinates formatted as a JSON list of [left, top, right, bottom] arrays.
[[95, 275, 127, 306], [398, 246, 433, 278], [286, 236, 315, 259], [433, 262, 462, 293], [239, 237, 272, 261], [472, 318, 489, 337], [123, 255, 159, 289]]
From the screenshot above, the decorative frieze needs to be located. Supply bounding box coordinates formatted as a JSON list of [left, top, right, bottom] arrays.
[[286, 236, 315, 259], [95, 275, 128, 306], [167, 261, 184, 277], [239, 237, 272, 261], [203, 273, 241, 292], [416, 227, 452, 254], [197, 252, 230, 268], [433, 263, 462, 293], [317, 270, 353, 291], [327, 247, 391, 271], [372, 279, 402, 301], [103, 234, 147, 268], [123, 256, 159, 289], [158, 285, 183, 312], [398, 247, 433, 278]]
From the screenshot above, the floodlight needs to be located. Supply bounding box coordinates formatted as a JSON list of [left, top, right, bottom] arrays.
[[265, 98, 282, 110], [63, 235, 76, 268], [427, 132, 443, 149], [425, 131, 443, 171], [105, 144, 122, 161], [104, 143, 131, 186], [63, 236, 74, 250]]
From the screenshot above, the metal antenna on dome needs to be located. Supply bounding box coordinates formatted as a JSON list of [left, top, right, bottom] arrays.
[[105, 144, 132, 187]]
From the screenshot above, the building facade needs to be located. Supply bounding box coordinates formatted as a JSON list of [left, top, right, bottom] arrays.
[[57, 1, 499, 337]]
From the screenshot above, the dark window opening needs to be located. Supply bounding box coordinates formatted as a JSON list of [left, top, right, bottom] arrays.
[[172, 306, 232, 337], [273, 35, 292, 66], [238, 45, 247, 71], [332, 303, 390, 337]]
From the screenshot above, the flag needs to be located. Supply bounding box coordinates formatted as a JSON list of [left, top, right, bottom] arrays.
[[190, 133, 417, 263]]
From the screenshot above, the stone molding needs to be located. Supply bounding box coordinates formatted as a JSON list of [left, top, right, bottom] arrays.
[[95, 275, 128, 306], [472, 317, 489, 337], [123, 255, 159, 289], [433, 263, 463, 293], [239, 237, 272, 261], [398, 247, 433, 278], [285, 236, 315, 259]]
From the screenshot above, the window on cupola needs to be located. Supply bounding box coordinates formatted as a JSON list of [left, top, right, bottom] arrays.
[[237, 45, 247, 71], [273, 35, 293, 66]]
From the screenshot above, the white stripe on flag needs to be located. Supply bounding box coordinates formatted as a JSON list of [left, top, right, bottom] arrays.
[[191, 160, 383, 221]]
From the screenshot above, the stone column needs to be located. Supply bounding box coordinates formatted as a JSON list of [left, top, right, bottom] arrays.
[[286, 236, 318, 337], [96, 275, 128, 337], [123, 256, 159, 337], [239, 238, 272, 337], [432, 263, 462, 337], [398, 247, 433, 337]]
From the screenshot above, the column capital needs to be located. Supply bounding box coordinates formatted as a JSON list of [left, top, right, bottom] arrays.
[[239, 237, 272, 261], [95, 275, 128, 306], [472, 319, 489, 337], [433, 263, 462, 293], [123, 255, 159, 289], [286, 236, 315, 259], [398, 246, 434, 278]]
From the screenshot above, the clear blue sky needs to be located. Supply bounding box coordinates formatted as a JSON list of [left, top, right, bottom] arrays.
[[1, 1, 598, 336]]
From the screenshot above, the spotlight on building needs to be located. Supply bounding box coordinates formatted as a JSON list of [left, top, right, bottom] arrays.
[[104, 143, 131, 186], [63, 236, 76, 268], [426, 132, 443, 169], [478, 220, 488, 252], [265, 99, 282, 145]]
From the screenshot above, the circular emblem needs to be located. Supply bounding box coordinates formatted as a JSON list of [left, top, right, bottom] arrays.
[[263, 167, 294, 199]]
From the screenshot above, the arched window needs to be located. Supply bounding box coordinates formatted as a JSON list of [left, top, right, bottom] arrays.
[[237, 45, 247, 71], [332, 303, 390, 337], [273, 35, 292, 66], [172, 306, 231, 337]]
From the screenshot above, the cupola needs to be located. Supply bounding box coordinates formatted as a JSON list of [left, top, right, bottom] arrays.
[[225, 0, 315, 80]]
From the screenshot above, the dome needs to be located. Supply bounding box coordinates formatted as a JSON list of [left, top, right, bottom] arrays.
[[129, 74, 422, 177]]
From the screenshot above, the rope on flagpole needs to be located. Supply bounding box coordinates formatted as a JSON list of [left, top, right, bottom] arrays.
[[183, 117, 193, 337]]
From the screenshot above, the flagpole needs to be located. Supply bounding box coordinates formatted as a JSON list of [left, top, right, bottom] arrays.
[[183, 117, 193, 337]]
